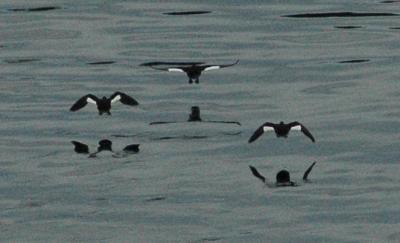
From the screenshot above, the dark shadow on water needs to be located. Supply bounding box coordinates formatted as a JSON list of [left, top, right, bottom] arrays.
[[163, 11, 211, 16], [140, 61, 205, 67], [145, 197, 166, 202], [335, 26, 363, 29], [5, 58, 40, 64], [155, 135, 209, 140], [389, 27, 400, 29], [8, 6, 60, 12], [283, 12, 398, 18], [87, 61, 115, 65], [200, 237, 223, 242], [380, 0, 400, 3], [338, 59, 369, 64]]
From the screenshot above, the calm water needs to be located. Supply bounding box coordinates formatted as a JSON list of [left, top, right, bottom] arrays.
[[1, 0, 400, 242]]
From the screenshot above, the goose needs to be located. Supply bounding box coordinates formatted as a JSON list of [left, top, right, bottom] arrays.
[[70, 92, 138, 115]]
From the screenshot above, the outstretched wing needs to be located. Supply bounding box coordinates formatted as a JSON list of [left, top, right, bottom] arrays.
[[140, 61, 205, 66], [71, 140, 89, 154], [303, 161, 317, 181], [70, 94, 98, 111], [203, 60, 239, 72], [289, 121, 315, 142], [110, 92, 139, 106], [149, 66, 185, 72], [123, 144, 140, 153], [248, 122, 275, 143], [249, 165, 266, 183]]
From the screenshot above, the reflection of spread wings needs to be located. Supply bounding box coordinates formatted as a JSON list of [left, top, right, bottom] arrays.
[[71, 140, 89, 154], [70, 94, 98, 111], [150, 120, 241, 126], [123, 144, 140, 153], [249, 165, 266, 183], [302, 162, 316, 181], [110, 92, 139, 105]]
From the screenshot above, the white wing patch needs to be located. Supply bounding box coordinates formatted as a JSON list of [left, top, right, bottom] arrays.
[[167, 68, 185, 72], [204, 66, 220, 72], [111, 95, 121, 103], [291, 125, 302, 131], [87, 97, 97, 104], [263, 126, 275, 132]]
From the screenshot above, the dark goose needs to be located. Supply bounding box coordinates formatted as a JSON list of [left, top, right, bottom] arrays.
[[70, 91, 139, 115], [248, 121, 315, 143], [148, 60, 239, 84]]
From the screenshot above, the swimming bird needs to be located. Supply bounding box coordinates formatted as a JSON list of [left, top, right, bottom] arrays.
[[249, 162, 316, 187], [70, 92, 139, 115], [248, 121, 315, 143], [149, 60, 239, 84]]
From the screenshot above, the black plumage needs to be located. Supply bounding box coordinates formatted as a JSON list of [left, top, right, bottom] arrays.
[[148, 60, 239, 84], [70, 91, 138, 115], [248, 121, 315, 143]]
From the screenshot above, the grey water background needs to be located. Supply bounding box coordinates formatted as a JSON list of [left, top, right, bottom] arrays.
[[1, 0, 400, 242]]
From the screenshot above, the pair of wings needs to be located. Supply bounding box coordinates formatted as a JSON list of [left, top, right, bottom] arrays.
[[71, 141, 140, 154], [70, 91, 139, 111], [149, 60, 239, 73], [248, 121, 315, 143], [249, 162, 316, 184]]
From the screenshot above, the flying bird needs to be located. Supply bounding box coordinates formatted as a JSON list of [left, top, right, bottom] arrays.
[[248, 121, 315, 143], [149, 60, 239, 84], [70, 92, 138, 115], [249, 162, 317, 187]]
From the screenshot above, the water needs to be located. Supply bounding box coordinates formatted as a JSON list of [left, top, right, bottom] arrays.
[[1, 0, 400, 242]]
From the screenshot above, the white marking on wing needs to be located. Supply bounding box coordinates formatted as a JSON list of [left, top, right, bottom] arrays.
[[263, 126, 275, 132], [291, 125, 302, 131], [168, 68, 185, 72], [87, 97, 97, 104], [204, 66, 220, 71], [111, 95, 121, 103]]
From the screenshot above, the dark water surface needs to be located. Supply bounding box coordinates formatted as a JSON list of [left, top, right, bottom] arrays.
[[1, 0, 400, 242]]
